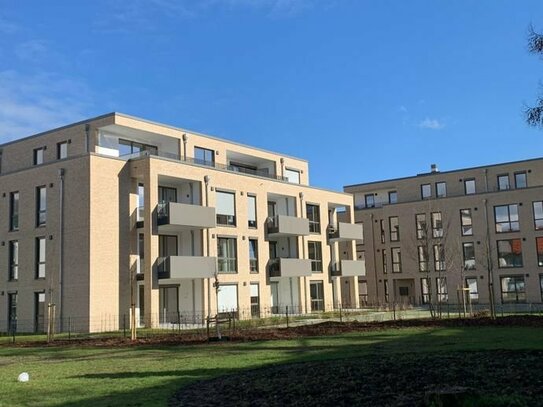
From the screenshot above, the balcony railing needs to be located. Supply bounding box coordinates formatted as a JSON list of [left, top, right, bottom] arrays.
[[118, 150, 288, 182]]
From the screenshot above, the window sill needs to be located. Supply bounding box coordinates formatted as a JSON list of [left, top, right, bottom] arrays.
[[216, 224, 237, 228]]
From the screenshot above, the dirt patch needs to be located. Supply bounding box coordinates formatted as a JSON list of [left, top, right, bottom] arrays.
[[6, 315, 543, 348], [169, 350, 543, 406]]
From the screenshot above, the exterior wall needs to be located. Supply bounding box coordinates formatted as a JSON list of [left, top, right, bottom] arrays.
[[345, 161, 543, 306]]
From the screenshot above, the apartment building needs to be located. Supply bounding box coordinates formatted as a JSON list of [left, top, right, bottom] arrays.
[[344, 161, 543, 307], [0, 113, 364, 333]]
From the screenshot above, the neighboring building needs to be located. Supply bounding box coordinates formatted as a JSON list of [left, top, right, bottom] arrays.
[[0, 113, 363, 332], [344, 161, 543, 307]]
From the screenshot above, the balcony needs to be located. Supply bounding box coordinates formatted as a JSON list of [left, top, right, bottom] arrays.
[[266, 215, 310, 238], [157, 256, 216, 280], [331, 260, 366, 277], [157, 202, 216, 232], [268, 258, 312, 278], [328, 222, 364, 242]]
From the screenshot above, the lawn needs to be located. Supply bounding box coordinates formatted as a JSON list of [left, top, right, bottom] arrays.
[[1, 325, 543, 406]]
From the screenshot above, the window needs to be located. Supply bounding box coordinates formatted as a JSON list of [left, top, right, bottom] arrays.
[[249, 239, 258, 273], [356, 221, 364, 244], [308, 241, 323, 272], [216, 191, 236, 226], [33, 147, 44, 165], [500, 276, 526, 303], [217, 284, 238, 312], [460, 209, 473, 236], [194, 147, 214, 166], [119, 139, 157, 156], [359, 281, 368, 305], [431, 212, 443, 238], [421, 184, 431, 200], [497, 239, 523, 268], [306, 204, 321, 233], [389, 216, 399, 241], [34, 292, 45, 333], [462, 242, 476, 270], [436, 277, 448, 303], [388, 191, 398, 204], [382, 249, 387, 274], [436, 182, 447, 198], [384, 280, 389, 302], [36, 237, 46, 278], [138, 233, 144, 273], [418, 246, 428, 272], [421, 278, 430, 304], [247, 195, 257, 228], [158, 186, 177, 204], [494, 204, 519, 233], [391, 248, 401, 273], [57, 142, 68, 159], [536, 237, 543, 267], [533, 201, 543, 230], [514, 171, 527, 189], [9, 191, 19, 231], [380, 219, 385, 243], [285, 168, 300, 184], [433, 244, 445, 271], [310, 281, 324, 311], [464, 179, 476, 195], [465, 278, 479, 303], [9, 241, 18, 280], [36, 186, 47, 227], [158, 235, 178, 272], [416, 214, 426, 240], [250, 283, 260, 318], [8, 293, 17, 332], [365, 194, 375, 208], [497, 174, 510, 191], [217, 237, 237, 273]]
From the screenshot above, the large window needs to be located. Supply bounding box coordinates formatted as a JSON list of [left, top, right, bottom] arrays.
[[388, 191, 398, 204], [418, 246, 428, 272], [57, 141, 68, 159], [464, 179, 476, 195], [421, 184, 431, 200], [310, 281, 324, 311], [533, 201, 543, 230], [243, 195, 256, 228], [537, 237, 543, 267], [416, 214, 426, 240], [514, 171, 527, 189], [497, 239, 523, 268], [497, 174, 510, 191], [462, 242, 476, 270], [465, 278, 479, 302], [119, 139, 157, 156], [389, 216, 399, 241], [500, 276, 526, 303], [249, 239, 258, 273], [36, 186, 47, 227], [433, 244, 445, 271], [365, 194, 375, 208], [382, 249, 387, 274], [460, 209, 473, 236], [306, 204, 321, 233], [33, 147, 44, 165], [391, 248, 401, 273], [9, 191, 19, 231], [285, 168, 300, 184], [308, 241, 323, 272], [36, 237, 46, 278], [218, 237, 237, 274], [158, 235, 177, 272], [436, 182, 447, 198], [216, 191, 236, 226], [194, 147, 214, 166], [217, 284, 238, 312], [494, 204, 519, 233], [9, 241, 18, 281], [431, 212, 443, 238], [158, 186, 177, 204], [436, 277, 448, 303]]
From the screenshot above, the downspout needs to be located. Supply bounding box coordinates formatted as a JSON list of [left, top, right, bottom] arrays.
[[59, 168, 65, 331]]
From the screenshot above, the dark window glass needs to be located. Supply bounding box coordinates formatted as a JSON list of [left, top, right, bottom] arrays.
[[391, 247, 401, 273], [497, 239, 523, 268], [389, 216, 399, 241], [462, 242, 475, 270], [57, 142, 68, 159], [431, 212, 443, 238], [308, 241, 323, 272], [33, 148, 44, 165], [218, 238, 237, 273], [36, 186, 46, 226], [494, 204, 519, 233], [9, 192, 19, 231], [460, 209, 473, 236], [9, 241, 18, 280], [416, 214, 426, 239], [249, 239, 258, 273], [306, 204, 321, 233], [194, 147, 215, 166], [36, 237, 46, 278], [388, 191, 397, 204], [501, 276, 526, 303], [364, 194, 375, 208]]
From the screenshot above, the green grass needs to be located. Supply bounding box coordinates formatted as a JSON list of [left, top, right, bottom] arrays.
[[1, 326, 543, 406]]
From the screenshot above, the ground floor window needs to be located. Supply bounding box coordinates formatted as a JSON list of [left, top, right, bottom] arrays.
[[34, 292, 45, 333], [8, 292, 17, 332], [250, 283, 260, 318], [218, 284, 238, 314], [310, 281, 324, 311], [436, 277, 448, 303], [465, 278, 479, 303], [500, 276, 526, 303], [359, 280, 368, 305], [384, 280, 389, 303], [421, 278, 430, 304]]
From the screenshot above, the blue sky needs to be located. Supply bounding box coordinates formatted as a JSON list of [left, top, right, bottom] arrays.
[[1, 0, 542, 190]]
